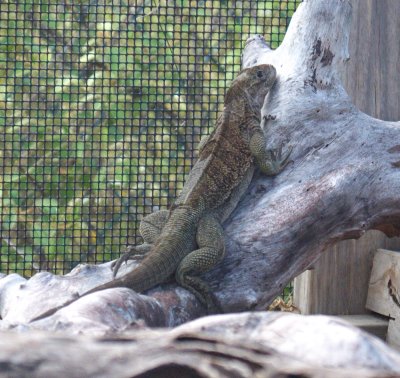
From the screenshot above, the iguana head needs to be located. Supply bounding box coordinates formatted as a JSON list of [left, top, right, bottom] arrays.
[[224, 64, 277, 106]]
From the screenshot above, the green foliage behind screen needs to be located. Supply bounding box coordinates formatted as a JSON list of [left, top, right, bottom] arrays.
[[0, 0, 300, 276]]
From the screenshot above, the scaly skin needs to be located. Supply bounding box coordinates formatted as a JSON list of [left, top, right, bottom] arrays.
[[81, 64, 292, 311]]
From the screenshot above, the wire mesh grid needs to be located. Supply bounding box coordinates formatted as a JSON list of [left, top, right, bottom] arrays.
[[0, 0, 301, 298]]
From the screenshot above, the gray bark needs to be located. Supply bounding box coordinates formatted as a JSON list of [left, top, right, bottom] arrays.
[[218, 0, 400, 311], [1, 312, 400, 377], [1, 0, 399, 331]]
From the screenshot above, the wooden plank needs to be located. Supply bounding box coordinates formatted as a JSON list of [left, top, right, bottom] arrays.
[[340, 0, 400, 122], [294, 231, 400, 315], [293, 0, 400, 316], [292, 270, 314, 314], [338, 314, 389, 341], [366, 249, 400, 317], [366, 249, 400, 350]]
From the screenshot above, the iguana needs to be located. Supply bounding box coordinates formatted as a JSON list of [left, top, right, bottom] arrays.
[[79, 64, 292, 311], [78, 64, 291, 312]]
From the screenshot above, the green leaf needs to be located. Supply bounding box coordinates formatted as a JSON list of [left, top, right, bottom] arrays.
[[34, 198, 59, 215]]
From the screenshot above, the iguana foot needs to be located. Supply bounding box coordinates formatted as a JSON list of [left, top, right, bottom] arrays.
[[259, 142, 292, 176], [249, 129, 293, 176], [180, 276, 222, 314], [206, 293, 223, 314], [111, 244, 151, 278], [270, 143, 293, 172], [111, 209, 169, 277]]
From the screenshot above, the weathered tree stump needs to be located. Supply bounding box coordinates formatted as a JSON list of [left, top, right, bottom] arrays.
[[1, 1, 400, 375], [1, 0, 400, 341]]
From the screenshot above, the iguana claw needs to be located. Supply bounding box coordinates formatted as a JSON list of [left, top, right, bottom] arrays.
[[111, 246, 144, 278], [274, 143, 293, 170]]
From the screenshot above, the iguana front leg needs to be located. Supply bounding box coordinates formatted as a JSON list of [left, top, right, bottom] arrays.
[[175, 214, 225, 312], [112, 210, 169, 276], [249, 129, 292, 176]]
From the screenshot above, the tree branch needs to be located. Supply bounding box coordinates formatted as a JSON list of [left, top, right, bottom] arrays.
[[212, 0, 400, 311], [1, 0, 400, 330]]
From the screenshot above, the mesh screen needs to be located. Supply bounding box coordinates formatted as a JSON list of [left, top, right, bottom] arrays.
[[0, 0, 301, 299]]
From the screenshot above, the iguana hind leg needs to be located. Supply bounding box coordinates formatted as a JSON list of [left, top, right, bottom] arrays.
[[112, 210, 169, 277], [175, 214, 225, 313], [139, 209, 170, 244]]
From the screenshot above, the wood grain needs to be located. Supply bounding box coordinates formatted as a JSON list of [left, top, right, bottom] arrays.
[[293, 0, 400, 316], [294, 232, 400, 315], [2, 0, 400, 329], [1, 312, 400, 377], [367, 249, 400, 317], [366, 249, 400, 350]]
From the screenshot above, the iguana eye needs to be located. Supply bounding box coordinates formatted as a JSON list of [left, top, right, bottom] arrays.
[[256, 70, 264, 78]]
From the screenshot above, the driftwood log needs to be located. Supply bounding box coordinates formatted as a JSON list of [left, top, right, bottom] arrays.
[[1, 312, 400, 377], [1, 1, 400, 375], [1, 2, 400, 373], [1, 0, 400, 325]]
